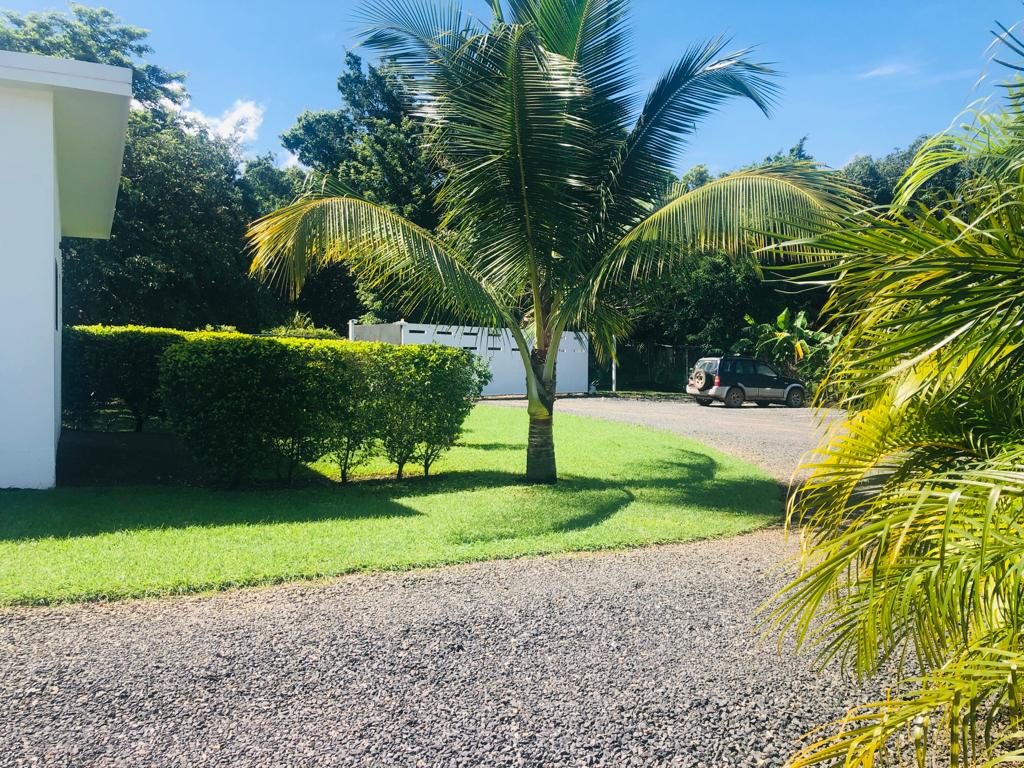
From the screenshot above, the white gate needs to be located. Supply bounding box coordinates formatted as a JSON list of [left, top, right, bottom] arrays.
[[349, 321, 589, 397]]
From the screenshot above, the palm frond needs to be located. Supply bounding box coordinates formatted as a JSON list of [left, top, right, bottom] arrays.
[[606, 161, 859, 281], [597, 39, 780, 240], [506, 0, 635, 132], [248, 178, 510, 327]]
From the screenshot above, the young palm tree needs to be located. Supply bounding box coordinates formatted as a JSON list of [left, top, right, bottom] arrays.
[[768, 26, 1024, 766], [249, 0, 854, 483]]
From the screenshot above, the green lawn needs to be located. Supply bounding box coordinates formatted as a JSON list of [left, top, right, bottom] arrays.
[[0, 405, 780, 605]]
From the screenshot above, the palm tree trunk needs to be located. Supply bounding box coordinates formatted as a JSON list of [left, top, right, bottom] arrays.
[[525, 349, 556, 484]]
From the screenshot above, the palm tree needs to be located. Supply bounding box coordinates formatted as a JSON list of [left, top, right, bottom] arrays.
[[248, 0, 854, 483], [767, 24, 1024, 766]]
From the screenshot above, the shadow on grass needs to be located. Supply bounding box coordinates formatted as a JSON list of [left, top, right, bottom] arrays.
[[0, 433, 779, 545], [446, 448, 780, 545]]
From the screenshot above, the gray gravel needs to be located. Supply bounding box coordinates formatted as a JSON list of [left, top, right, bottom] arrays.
[[0, 534, 877, 767], [0, 401, 871, 767]]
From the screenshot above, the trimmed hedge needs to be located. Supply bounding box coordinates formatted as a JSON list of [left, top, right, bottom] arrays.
[[64, 325, 488, 485], [159, 335, 343, 483], [62, 325, 191, 431], [158, 334, 487, 485]]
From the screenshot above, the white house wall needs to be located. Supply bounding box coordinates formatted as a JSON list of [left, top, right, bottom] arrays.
[[0, 85, 59, 488]]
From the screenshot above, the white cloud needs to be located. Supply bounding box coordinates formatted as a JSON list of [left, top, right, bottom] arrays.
[[182, 99, 266, 145], [858, 63, 916, 80], [281, 150, 303, 169]]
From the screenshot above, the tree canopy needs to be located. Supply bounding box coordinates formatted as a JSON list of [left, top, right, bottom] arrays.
[[0, 4, 184, 107]]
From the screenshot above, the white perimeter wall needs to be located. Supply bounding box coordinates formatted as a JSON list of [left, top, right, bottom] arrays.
[[0, 85, 59, 488], [397, 323, 589, 397]]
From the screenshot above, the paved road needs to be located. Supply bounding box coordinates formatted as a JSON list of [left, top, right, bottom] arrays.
[[0, 400, 866, 768], [489, 397, 843, 484]]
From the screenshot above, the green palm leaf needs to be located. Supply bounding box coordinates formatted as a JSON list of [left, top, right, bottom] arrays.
[[608, 161, 859, 280], [250, 0, 860, 487]]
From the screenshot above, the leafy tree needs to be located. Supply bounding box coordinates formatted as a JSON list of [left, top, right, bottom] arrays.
[[761, 135, 812, 164], [3, 4, 287, 331], [63, 110, 282, 329], [250, 0, 857, 483], [0, 3, 184, 108], [281, 52, 440, 323], [769, 28, 1024, 766], [240, 154, 305, 214], [841, 136, 968, 206], [626, 252, 769, 352]]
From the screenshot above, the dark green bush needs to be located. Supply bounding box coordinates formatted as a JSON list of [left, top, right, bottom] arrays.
[[63, 325, 190, 431], [64, 325, 488, 484], [159, 334, 346, 484]]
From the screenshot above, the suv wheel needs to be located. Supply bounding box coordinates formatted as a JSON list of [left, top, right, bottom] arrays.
[[724, 387, 745, 408], [692, 369, 713, 391], [785, 388, 806, 408]]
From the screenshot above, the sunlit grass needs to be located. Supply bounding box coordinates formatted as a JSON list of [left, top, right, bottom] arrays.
[[0, 405, 780, 605]]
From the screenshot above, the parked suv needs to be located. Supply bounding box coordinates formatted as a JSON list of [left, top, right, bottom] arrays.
[[686, 356, 806, 408]]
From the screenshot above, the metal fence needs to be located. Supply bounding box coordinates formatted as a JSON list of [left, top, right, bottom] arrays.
[[590, 342, 709, 393]]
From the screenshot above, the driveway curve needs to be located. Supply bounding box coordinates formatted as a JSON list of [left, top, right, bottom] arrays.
[[0, 400, 870, 768]]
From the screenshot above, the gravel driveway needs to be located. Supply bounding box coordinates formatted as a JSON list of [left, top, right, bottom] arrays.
[[0, 401, 868, 768]]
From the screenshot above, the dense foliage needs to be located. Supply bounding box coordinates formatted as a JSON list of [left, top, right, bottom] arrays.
[[63, 111, 287, 330], [160, 335, 485, 485], [841, 136, 969, 207], [730, 308, 836, 395], [63, 326, 486, 485], [769, 30, 1024, 767], [62, 325, 189, 431], [625, 252, 777, 352], [160, 335, 350, 484]]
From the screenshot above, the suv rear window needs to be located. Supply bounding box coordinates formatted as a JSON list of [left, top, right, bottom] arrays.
[[694, 359, 718, 374]]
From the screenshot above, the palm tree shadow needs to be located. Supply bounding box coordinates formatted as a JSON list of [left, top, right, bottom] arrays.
[[552, 487, 637, 532], [9, 435, 779, 545]]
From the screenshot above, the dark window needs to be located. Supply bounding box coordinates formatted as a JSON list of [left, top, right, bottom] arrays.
[[437, 330, 452, 336], [756, 363, 778, 378], [462, 346, 476, 351], [409, 329, 426, 335], [735, 359, 756, 376], [488, 347, 501, 351], [720, 360, 734, 375]]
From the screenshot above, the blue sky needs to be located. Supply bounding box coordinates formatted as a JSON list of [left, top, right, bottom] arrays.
[[5, 1, 1022, 172]]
